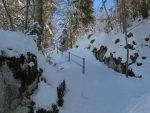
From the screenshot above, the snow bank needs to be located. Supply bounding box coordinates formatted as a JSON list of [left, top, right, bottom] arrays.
[[0, 30, 38, 57], [0, 29, 60, 111]]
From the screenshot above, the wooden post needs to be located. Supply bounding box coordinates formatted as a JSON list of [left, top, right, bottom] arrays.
[[68, 52, 70, 62], [82, 58, 85, 74]]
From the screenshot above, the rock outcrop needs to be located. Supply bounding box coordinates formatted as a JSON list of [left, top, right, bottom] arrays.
[[93, 46, 136, 77], [0, 51, 42, 113]]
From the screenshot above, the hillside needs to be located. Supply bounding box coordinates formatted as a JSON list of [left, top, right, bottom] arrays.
[[0, 16, 150, 113], [33, 17, 150, 113], [70, 17, 150, 78], [0, 0, 150, 113]]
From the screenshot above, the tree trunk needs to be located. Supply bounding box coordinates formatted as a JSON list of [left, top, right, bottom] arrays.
[[34, 0, 43, 49], [2, 0, 14, 31], [122, 0, 129, 77], [32, 0, 35, 20], [25, 0, 30, 30], [35, 0, 43, 32], [76, 0, 81, 29], [102, 0, 113, 30]]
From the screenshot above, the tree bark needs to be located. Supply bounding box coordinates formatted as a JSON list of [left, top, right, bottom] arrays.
[[25, 0, 30, 30], [102, 0, 113, 30], [2, 0, 14, 31], [34, 0, 43, 50], [122, 0, 129, 77], [35, 0, 43, 32]]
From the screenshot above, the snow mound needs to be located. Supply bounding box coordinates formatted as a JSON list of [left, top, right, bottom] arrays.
[[0, 30, 38, 57], [0, 29, 60, 111]]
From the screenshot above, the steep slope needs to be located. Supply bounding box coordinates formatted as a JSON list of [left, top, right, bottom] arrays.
[[39, 17, 150, 113], [72, 17, 150, 78], [41, 40, 150, 113], [1, 17, 149, 113]]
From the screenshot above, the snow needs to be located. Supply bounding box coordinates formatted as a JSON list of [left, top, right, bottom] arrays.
[[0, 29, 59, 111], [124, 92, 150, 113], [40, 17, 150, 113], [1, 17, 150, 113], [33, 16, 150, 113], [0, 30, 38, 57], [47, 47, 150, 113], [28, 62, 35, 67], [31, 81, 57, 110]]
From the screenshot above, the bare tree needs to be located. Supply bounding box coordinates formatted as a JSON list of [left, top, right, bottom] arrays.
[[101, 0, 113, 30]]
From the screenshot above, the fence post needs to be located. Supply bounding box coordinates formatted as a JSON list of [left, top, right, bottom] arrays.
[[68, 52, 71, 62], [62, 45, 63, 56], [82, 58, 85, 74], [53, 43, 55, 50], [57, 46, 58, 54]]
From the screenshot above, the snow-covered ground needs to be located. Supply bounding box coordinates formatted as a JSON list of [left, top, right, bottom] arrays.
[[1, 16, 150, 113], [35, 17, 150, 113], [35, 43, 150, 113]]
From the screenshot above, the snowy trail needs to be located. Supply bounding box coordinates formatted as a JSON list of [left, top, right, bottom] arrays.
[[32, 44, 150, 113], [123, 91, 150, 113], [1, 18, 150, 113], [51, 51, 150, 113], [32, 25, 150, 113]]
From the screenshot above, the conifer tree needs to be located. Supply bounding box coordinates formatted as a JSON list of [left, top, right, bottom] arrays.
[[78, 0, 95, 27], [141, 0, 149, 19]]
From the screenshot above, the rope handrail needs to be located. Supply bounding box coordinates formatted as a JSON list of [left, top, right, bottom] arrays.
[[70, 58, 82, 67], [68, 52, 85, 74], [69, 52, 84, 59]]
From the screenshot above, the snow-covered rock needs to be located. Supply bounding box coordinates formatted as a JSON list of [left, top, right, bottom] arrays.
[[0, 30, 42, 113]]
